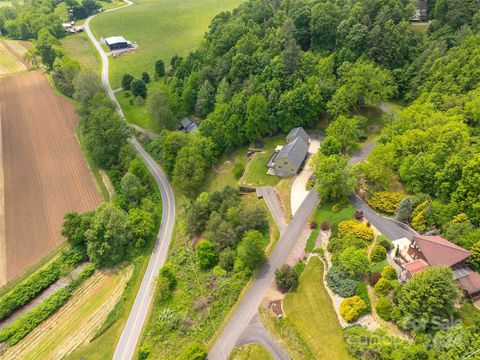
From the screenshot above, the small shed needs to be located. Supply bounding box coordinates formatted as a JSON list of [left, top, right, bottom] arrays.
[[286, 127, 309, 145], [104, 36, 131, 50], [179, 118, 198, 133]]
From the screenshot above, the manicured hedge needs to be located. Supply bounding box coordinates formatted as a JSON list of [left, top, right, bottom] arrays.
[[0, 264, 95, 345], [370, 245, 387, 263], [368, 192, 405, 214], [0, 246, 87, 321], [376, 296, 394, 321], [377, 235, 394, 251], [355, 282, 371, 312]]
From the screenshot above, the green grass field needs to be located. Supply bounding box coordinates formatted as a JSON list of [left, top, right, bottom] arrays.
[[282, 257, 353, 359], [0, 41, 26, 75], [90, 0, 244, 88], [242, 137, 284, 187], [230, 344, 273, 360], [61, 33, 100, 72]]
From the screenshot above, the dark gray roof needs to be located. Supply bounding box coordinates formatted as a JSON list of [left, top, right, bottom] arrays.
[[180, 117, 193, 128], [275, 137, 308, 167], [287, 127, 309, 144]]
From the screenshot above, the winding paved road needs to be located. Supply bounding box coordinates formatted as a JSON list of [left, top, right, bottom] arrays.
[[208, 189, 319, 360], [84, 3, 176, 359]]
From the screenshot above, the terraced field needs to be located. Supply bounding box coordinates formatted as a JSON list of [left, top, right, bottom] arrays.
[[0, 266, 132, 359]]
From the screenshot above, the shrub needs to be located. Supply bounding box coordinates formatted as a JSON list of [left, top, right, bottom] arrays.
[[337, 247, 370, 279], [377, 235, 394, 251], [232, 162, 244, 179], [374, 277, 393, 296], [376, 297, 394, 321], [179, 342, 207, 360], [326, 267, 358, 297], [310, 220, 318, 229], [196, 240, 218, 269], [328, 236, 368, 254], [381, 265, 397, 280], [320, 221, 331, 231], [370, 245, 387, 263], [332, 203, 342, 213], [338, 220, 374, 243], [275, 265, 299, 292], [452, 213, 468, 223], [159, 264, 177, 290], [368, 192, 404, 214], [340, 296, 367, 322], [370, 272, 381, 285], [355, 282, 371, 312]]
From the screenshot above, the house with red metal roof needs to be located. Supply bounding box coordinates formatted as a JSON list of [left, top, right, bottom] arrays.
[[397, 235, 480, 299]]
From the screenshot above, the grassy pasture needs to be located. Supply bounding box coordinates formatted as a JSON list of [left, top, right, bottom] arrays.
[[61, 33, 100, 72], [90, 0, 244, 88]]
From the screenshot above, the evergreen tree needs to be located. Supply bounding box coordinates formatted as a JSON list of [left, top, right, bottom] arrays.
[[131, 79, 147, 98], [154, 59, 166, 77], [195, 80, 215, 117]]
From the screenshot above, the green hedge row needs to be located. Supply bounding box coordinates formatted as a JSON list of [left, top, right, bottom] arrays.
[[0, 246, 87, 321], [0, 263, 95, 345]]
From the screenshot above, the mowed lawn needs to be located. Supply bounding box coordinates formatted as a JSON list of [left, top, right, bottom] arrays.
[[283, 257, 352, 359], [90, 0, 244, 88], [242, 137, 284, 187]]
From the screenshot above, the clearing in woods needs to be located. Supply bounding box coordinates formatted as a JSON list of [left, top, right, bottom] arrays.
[[0, 71, 101, 285], [0, 266, 133, 359], [90, 0, 244, 88]]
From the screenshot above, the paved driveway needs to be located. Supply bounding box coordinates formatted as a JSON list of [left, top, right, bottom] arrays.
[[208, 190, 319, 359], [257, 186, 287, 233], [290, 137, 321, 216]]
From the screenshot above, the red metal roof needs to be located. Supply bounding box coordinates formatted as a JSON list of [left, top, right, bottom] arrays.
[[413, 235, 472, 267], [458, 271, 480, 296], [403, 259, 430, 274]]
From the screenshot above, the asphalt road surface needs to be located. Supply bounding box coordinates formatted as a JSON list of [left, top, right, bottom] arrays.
[[208, 189, 319, 360], [113, 139, 175, 360], [85, 4, 176, 359]]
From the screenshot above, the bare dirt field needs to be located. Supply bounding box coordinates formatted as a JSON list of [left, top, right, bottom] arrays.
[[0, 71, 101, 285]]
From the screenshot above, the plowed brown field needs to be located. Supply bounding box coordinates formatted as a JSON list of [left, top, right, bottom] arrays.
[[0, 71, 101, 285]]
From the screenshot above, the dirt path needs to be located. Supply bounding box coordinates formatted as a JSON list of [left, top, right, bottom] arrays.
[[0, 103, 5, 285], [0, 266, 132, 360]]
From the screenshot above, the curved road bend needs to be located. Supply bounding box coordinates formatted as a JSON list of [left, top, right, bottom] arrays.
[[208, 189, 319, 360], [84, 2, 176, 359]]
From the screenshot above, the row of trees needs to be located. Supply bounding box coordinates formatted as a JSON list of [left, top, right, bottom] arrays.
[[60, 72, 160, 267]]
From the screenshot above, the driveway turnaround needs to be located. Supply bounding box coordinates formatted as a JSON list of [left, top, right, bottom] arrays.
[[236, 314, 289, 360], [208, 189, 319, 360], [85, 3, 176, 359]]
